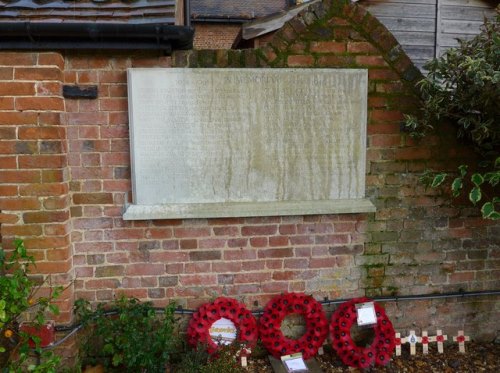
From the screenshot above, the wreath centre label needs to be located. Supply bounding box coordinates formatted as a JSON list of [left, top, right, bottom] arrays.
[[209, 317, 237, 345]]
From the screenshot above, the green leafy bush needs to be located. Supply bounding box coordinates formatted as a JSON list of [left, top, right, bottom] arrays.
[[1, 239, 61, 372], [175, 343, 246, 373], [75, 296, 178, 372], [405, 15, 499, 218]]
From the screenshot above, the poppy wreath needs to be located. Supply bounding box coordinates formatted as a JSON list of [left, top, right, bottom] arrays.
[[258, 292, 329, 360], [186, 297, 259, 354], [330, 297, 396, 369]]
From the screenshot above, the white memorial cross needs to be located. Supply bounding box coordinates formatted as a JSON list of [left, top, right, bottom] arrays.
[[453, 330, 470, 353], [406, 330, 418, 355], [394, 332, 406, 356], [417, 330, 431, 354]]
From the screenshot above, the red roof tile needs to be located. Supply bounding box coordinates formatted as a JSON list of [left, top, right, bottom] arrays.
[[0, 0, 176, 24]]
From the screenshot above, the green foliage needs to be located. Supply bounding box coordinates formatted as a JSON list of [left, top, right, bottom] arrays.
[[406, 16, 499, 217], [421, 156, 500, 219], [404, 16, 500, 156], [75, 296, 179, 372], [0, 239, 61, 372], [175, 344, 246, 373]]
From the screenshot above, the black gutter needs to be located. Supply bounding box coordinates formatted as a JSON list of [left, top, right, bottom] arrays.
[[191, 16, 253, 24], [0, 22, 194, 52]]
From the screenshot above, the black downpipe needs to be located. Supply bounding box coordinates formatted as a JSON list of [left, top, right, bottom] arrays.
[[0, 22, 194, 51], [185, 0, 191, 28], [49, 289, 500, 350]]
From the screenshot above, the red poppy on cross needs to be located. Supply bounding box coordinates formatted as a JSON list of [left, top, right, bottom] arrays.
[[453, 330, 470, 353], [394, 332, 407, 356]]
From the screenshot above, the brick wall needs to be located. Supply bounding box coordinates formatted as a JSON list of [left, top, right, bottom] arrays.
[[0, 0, 498, 344], [0, 52, 73, 322], [193, 23, 242, 50]]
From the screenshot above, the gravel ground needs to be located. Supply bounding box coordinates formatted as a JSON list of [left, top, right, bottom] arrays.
[[246, 342, 500, 372]]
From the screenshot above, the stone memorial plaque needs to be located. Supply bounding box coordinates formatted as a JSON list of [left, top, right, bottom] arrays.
[[124, 68, 374, 219]]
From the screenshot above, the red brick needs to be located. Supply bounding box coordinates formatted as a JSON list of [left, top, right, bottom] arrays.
[[198, 238, 226, 249], [376, 82, 404, 94], [18, 155, 65, 169], [0, 156, 16, 168], [224, 249, 256, 260], [370, 110, 404, 122], [98, 71, 126, 83], [174, 227, 211, 238], [0, 112, 38, 125], [180, 239, 197, 249], [15, 97, 64, 111], [0, 127, 16, 140], [0, 67, 13, 79], [32, 260, 71, 274], [317, 55, 354, 67], [315, 234, 350, 245], [395, 147, 432, 160], [67, 112, 108, 126], [370, 134, 401, 147], [0, 212, 18, 224], [0, 170, 41, 183], [1, 224, 43, 236], [310, 41, 346, 53], [279, 224, 296, 235], [347, 42, 378, 54], [0, 185, 17, 196], [269, 236, 289, 247], [213, 226, 240, 236], [38, 53, 65, 69], [23, 210, 69, 223], [0, 82, 35, 96], [0, 53, 37, 66], [234, 272, 271, 284], [287, 55, 314, 67], [258, 248, 293, 258], [36, 82, 61, 96], [73, 193, 113, 205], [14, 67, 62, 81], [179, 274, 217, 286], [0, 197, 41, 210], [250, 237, 268, 247], [355, 55, 388, 67], [241, 225, 277, 236], [18, 127, 64, 140], [100, 98, 127, 111], [309, 257, 336, 268], [125, 264, 165, 276], [189, 250, 221, 261], [104, 228, 144, 240], [46, 248, 71, 261]]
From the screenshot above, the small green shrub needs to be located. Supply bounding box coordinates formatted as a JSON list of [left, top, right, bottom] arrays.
[[1, 239, 61, 372], [75, 296, 178, 372]]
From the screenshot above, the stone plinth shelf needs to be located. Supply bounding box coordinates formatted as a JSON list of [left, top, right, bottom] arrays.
[[125, 68, 374, 220], [123, 199, 376, 220]]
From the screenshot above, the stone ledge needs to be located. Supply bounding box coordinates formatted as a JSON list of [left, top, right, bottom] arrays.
[[122, 199, 376, 220]]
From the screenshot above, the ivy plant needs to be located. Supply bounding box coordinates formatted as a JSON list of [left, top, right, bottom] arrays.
[[405, 15, 499, 219], [0, 239, 62, 372], [421, 157, 500, 219]]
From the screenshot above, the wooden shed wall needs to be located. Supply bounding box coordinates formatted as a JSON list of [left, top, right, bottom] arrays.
[[363, 0, 497, 70]]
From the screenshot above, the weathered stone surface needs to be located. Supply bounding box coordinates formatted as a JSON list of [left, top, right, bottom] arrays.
[[126, 68, 372, 219]]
